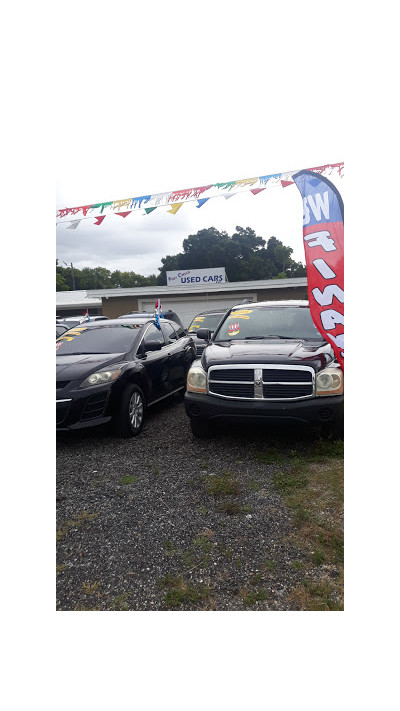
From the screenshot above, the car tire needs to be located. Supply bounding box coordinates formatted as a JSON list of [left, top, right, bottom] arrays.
[[190, 417, 212, 438], [113, 384, 145, 437]]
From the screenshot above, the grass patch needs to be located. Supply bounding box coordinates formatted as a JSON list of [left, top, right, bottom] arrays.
[[266, 435, 344, 610], [288, 581, 343, 611], [158, 574, 212, 609], [119, 475, 137, 485], [56, 511, 98, 542], [255, 448, 284, 464], [204, 472, 241, 497], [112, 593, 132, 611], [241, 588, 269, 607], [263, 559, 277, 573], [82, 581, 100, 595]]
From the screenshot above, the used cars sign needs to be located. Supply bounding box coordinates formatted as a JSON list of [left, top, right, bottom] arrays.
[[167, 267, 226, 286]]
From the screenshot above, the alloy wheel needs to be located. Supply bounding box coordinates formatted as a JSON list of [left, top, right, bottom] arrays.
[[129, 392, 144, 429]]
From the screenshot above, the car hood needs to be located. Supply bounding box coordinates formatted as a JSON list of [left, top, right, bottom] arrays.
[[56, 352, 125, 380], [201, 340, 334, 372]]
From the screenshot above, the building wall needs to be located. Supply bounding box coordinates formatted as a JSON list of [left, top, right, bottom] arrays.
[[102, 296, 139, 319], [256, 286, 308, 301]]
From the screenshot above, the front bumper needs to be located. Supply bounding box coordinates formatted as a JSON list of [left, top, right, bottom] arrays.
[[56, 384, 113, 431], [184, 391, 344, 426]]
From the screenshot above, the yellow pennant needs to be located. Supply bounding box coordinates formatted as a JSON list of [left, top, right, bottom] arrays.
[[167, 202, 184, 215]]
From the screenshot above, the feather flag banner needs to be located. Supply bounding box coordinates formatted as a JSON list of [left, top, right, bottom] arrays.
[[56, 162, 343, 226], [292, 169, 344, 370]]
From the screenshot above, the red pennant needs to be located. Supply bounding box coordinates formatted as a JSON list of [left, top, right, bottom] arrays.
[[250, 188, 266, 195], [281, 180, 294, 187], [94, 215, 106, 225], [115, 211, 132, 218]]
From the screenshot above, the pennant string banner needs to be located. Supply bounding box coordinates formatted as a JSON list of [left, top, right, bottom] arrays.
[[56, 162, 343, 226]]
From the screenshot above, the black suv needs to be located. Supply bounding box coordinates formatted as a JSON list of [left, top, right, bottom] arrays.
[[184, 300, 344, 437], [187, 309, 228, 356]]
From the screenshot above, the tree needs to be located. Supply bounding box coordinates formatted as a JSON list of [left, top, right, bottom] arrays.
[[156, 227, 306, 284]]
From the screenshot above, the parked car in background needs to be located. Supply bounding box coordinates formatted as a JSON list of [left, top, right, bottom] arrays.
[[187, 309, 228, 356], [56, 317, 196, 436], [184, 300, 344, 438], [118, 310, 186, 333], [56, 315, 109, 329], [56, 323, 69, 339]]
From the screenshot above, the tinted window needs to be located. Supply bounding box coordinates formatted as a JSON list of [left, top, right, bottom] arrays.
[[161, 322, 178, 341], [188, 313, 225, 333], [172, 322, 185, 338], [143, 324, 165, 348], [56, 324, 143, 355], [214, 307, 325, 341], [56, 325, 68, 338]]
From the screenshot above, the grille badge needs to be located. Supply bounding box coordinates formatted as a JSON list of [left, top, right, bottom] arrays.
[[254, 368, 263, 399]]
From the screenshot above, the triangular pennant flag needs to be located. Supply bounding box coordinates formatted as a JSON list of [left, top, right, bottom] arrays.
[[66, 220, 81, 229], [144, 207, 158, 214], [167, 202, 183, 215], [250, 188, 266, 196], [115, 211, 132, 218], [196, 198, 210, 208], [94, 215, 106, 225], [220, 191, 236, 200], [281, 180, 294, 187]]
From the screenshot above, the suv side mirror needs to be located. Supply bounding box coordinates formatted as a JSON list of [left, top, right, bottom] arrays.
[[196, 328, 211, 341]]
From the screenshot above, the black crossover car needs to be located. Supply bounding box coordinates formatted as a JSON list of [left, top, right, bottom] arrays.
[[187, 309, 228, 356], [184, 300, 344, 437], [56, 318, 196, 436]]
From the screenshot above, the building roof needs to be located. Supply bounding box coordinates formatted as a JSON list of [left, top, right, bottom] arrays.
[[56, 290, 102, 308], [87, 277, 307, 299]]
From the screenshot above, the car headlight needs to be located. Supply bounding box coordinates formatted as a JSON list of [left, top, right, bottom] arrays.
[[80, 366, 123, 388], [316, 367, 343, 396], [187, 365, 207, 393]]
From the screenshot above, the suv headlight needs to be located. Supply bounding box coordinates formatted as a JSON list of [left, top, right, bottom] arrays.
[[187, 364, 207, 393], [316, 366, 343, 396], [80, 366, 124, 388]]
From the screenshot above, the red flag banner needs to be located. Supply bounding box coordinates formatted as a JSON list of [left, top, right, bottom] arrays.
[[293, 170, 344, 369]]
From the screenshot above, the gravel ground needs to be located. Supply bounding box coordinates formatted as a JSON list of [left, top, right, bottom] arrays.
[[56, 395, 338, 611]]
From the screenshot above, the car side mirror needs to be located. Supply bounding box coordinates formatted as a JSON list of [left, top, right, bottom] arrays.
[[196, 328, 212, 341], [145, 340, 163, 352]]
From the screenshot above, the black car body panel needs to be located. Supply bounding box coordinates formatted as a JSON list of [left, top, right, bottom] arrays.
[[56, 318, 195, 432]]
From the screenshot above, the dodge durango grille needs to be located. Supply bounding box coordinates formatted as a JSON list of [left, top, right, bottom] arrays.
[[208, 365, 315, 401]]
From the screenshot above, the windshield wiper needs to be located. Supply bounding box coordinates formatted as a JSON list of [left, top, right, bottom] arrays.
[[244, 335, 297, 340]]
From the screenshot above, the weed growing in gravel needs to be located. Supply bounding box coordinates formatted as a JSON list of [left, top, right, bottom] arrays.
[[158, 574, 212, 609], [241, 587, 269, 607], [56, 511, 98, 542], [255, 448, 284, 464], [288, 581, 343, 611], [82, 581, 100, 595], [112, 592, 132, 611], [263, 560, 277, 573], [204, 472, 241, 497], [119, 475, 137, 485], [312, 550, 326, 565]]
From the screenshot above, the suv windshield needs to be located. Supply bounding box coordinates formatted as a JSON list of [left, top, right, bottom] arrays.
[[214, 306, 325, 342], [188, 313, 224, 333], [56, 324, 143, 355]]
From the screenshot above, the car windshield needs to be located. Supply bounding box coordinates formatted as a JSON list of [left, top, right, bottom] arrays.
[[188, 313, 224, 333], [56, 324, 144, 355], [214, 306, 325, 341]]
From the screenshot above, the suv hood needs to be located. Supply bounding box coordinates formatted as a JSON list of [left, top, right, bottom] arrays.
[[201, 340, 334, 372]]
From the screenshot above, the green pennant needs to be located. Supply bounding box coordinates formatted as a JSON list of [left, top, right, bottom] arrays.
[[144, 207, 158, 214]]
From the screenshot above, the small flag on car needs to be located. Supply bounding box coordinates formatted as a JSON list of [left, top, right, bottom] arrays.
[[154, 299, 163, 329], [83, 309, 90, 321]]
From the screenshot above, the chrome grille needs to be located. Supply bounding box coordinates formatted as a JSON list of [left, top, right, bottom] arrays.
[[208, 364, 315, 401]]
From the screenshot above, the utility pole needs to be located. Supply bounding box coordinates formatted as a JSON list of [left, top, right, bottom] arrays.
[[63, 261, 76, 290]]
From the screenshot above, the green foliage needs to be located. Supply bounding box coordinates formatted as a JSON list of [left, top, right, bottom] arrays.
[[156, 226, 306, 284], [56, 258, 158, 291]]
